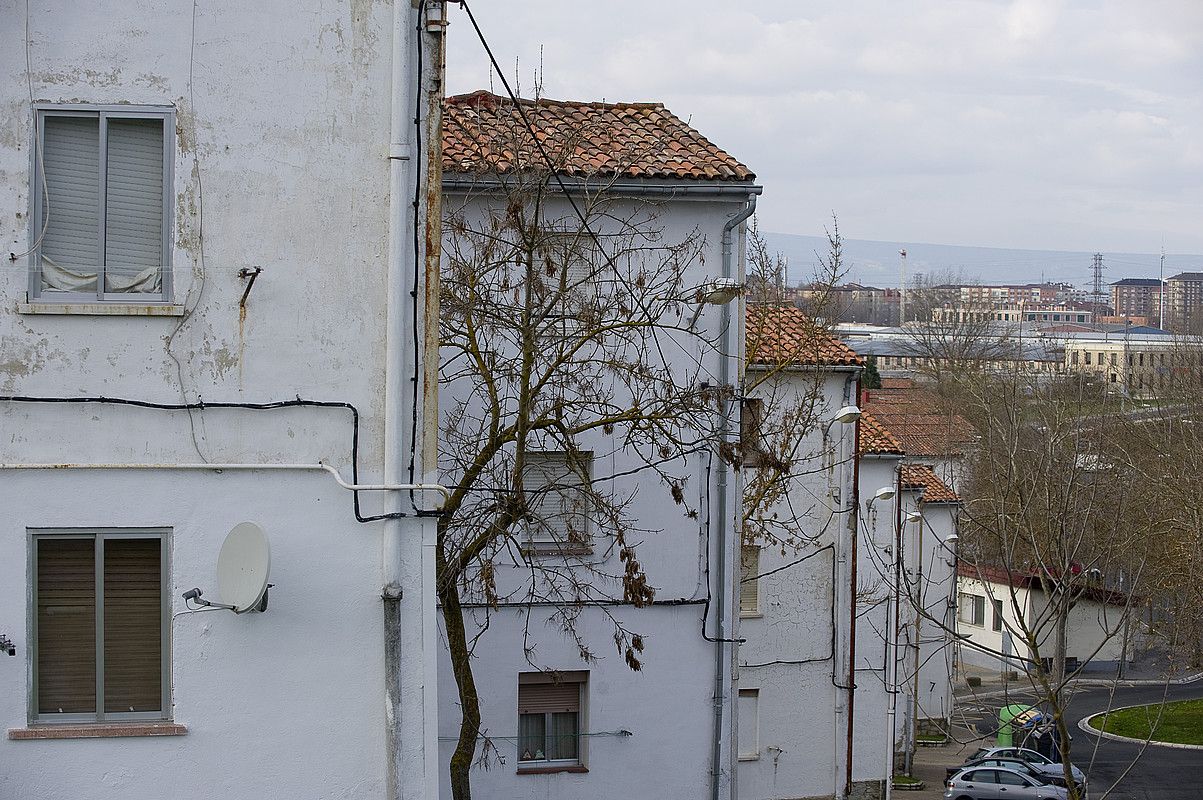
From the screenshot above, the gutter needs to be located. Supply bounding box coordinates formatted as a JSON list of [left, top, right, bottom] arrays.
[[710, 193, 756, 800], [443, 174, 764, 199], [844, 380, 862, 800], [884, 467, 904, 800]]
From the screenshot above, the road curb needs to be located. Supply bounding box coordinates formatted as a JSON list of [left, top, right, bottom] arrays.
[[954, 671, 1203, 702], [1078, 704, 1203, 751]]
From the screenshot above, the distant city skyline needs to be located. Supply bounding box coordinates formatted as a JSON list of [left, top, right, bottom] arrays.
[[445, 1, 1203, 254], [762, 231, 1202, 291]]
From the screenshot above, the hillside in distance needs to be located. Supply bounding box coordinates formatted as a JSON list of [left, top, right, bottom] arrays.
[[763, 231, 1203, 291]]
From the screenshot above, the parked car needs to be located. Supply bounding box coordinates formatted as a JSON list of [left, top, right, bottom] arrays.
[[944, 766, 1068, 800], [947, 757, 1086, 795], [965, 746, 1087, 786]]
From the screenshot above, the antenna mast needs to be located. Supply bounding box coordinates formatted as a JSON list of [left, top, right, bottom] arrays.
[[1091, 252, 1106, 319], [1159, 247, 1166, 328]]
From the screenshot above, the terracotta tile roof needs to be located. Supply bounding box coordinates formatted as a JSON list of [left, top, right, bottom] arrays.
[[442, 91, 755, 182], [861, 385, 976, 457], [746, 305, 863, 367], [899, 464, 959, 503], [858, 412, 905, 455]]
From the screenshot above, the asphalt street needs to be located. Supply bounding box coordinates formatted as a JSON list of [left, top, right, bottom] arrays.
[[960, 681, 1203, 800]]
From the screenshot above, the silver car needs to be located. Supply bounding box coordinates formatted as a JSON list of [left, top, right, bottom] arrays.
[[944, 766, 1068, 800], [968, 746, 1087, 786]]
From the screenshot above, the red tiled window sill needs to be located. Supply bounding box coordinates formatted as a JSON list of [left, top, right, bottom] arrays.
[[9, 723, 188, 740]]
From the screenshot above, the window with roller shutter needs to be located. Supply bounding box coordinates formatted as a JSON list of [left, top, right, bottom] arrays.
[[740, 545, 760, 616], [521, 451, 593, 553], [31, 530, 169, 723], [30, 106, 173, 302], [517, 671, 585, 768]]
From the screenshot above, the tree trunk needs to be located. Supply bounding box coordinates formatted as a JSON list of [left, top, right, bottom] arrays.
[[440, 569, 480, 800]]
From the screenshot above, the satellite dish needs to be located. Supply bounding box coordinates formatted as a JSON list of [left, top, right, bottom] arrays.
[[216, 522, 271, 613]]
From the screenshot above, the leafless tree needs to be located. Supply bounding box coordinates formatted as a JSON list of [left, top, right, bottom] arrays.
[[740, 220, 847, 553], [438, 111, 732, 798]]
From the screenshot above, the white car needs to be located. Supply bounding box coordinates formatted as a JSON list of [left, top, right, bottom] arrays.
[[944, 766, 1068, 800]]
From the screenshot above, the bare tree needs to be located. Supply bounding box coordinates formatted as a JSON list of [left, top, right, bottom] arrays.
[[438, 109, 732, 798], [740, 220, 847, 551], [903, 272, 1026, 383], [939, 371, 1157, 800]]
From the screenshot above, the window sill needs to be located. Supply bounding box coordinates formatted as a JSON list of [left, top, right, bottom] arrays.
[[9, 722, 187, 740], [738, 754, 761, 762], [740, 612, 763, 619], [19, 302, 185, 317], [522, 544, 593, 558], [517, 764, 588, 775]]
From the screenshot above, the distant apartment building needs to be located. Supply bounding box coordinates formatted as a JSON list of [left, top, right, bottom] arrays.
[[1064, 337, 1203, 397], [1110, 278, 1163, 321], [955, 282, 1073, 306], [1166, 272, 1203, 333], [793, 282, 900, 325], [931, 304, 1092, 325]]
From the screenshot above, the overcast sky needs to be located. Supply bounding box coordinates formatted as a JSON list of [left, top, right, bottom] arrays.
[[445, 1, 1203, 256]]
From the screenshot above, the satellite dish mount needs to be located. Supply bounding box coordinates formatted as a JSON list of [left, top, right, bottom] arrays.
[[182, 522, 272, 614]]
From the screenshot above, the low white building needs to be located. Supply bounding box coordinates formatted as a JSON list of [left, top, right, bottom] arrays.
[[956, 565, 1129, 673], [1, 3, 442, 798], [436, 91, 761, 800]]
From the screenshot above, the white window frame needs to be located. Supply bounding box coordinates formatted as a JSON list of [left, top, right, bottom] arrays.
[[28, 528, 171, 724], [521, 450, 593, 554], [737, 688, 760, 760], [29, 104, 175, 303], [517, 672, 586, 769], [958, 592, 986, 627]]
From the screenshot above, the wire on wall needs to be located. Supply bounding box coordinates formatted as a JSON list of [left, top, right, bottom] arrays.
[[0, 394, 439, 522]]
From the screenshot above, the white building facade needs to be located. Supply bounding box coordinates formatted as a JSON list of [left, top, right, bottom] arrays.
[[436, 92, 761, 800], [892, 467, 959, 764], [956, 567, 1129, 673], [1, 3, 443, 798], [737, 310, 896, 800]]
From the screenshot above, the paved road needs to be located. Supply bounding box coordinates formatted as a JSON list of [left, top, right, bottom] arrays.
[[960, 681, 1203, 799]]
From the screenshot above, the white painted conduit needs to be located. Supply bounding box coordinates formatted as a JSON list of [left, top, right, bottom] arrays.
[[0, 461, 451, 505]]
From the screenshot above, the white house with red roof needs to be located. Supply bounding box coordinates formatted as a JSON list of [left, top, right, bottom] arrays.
[[738, 307, 896, 800], [437, 90, 760, 800], [956, 563, 1130, 674]]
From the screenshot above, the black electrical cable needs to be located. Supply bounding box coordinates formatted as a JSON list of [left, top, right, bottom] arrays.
[[456, 0, 620, 276], [0, 394, 441, 522], [698, 448, 743, 644], [406, 1, 427, 514]]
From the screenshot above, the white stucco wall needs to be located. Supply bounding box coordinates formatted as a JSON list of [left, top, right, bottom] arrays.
[[957, 575, 1127, 671], [435, 189, 752, 800], [888, 488, 958, 756], [738, 370, 894, 800], [1, 3, 431, 798]]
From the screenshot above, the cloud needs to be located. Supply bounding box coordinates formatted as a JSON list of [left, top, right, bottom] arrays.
[[445, 0, 1203, 253]]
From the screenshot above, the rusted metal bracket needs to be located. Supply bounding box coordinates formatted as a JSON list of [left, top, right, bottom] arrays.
[[238, 266, 263, 308]]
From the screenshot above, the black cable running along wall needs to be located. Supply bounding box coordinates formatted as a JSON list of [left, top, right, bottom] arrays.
[[0, 394, 440, 522]]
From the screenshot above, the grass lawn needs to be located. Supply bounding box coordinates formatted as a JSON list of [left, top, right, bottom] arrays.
[[1092, 698, 1203, 745]]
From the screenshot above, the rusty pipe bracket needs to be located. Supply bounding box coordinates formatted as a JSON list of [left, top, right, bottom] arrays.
[[238, 266, 263, 308]]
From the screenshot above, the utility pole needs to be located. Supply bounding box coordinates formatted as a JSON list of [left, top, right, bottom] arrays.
[[899, 249, 907, 325]]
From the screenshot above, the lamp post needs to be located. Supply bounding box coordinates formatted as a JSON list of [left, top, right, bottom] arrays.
[[823, 403, 860, 800]]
